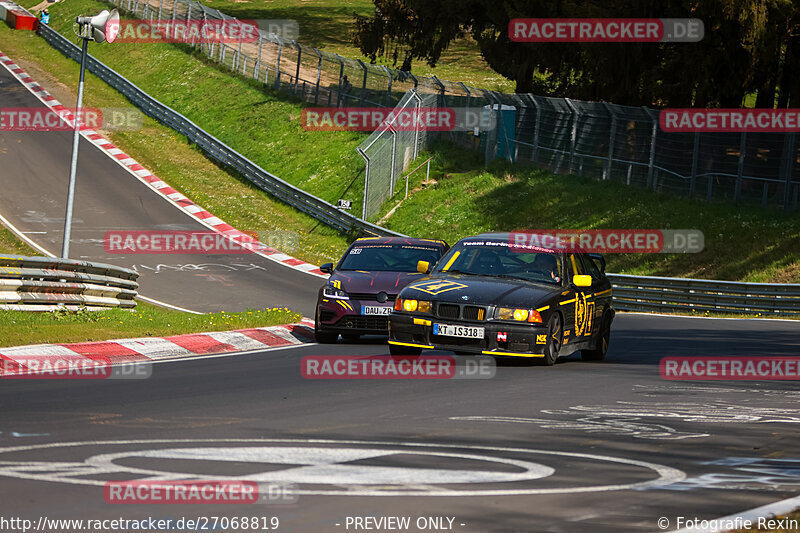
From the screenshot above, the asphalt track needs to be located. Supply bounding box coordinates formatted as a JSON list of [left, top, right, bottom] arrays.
[[0, 66, 321, 315], [1, 313, 799, 532]]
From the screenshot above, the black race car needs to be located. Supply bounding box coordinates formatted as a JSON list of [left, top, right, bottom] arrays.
[[388, 233, 614, 364]]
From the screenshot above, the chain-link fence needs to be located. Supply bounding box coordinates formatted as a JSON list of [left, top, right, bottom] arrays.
[[112, 0, 800, 219]]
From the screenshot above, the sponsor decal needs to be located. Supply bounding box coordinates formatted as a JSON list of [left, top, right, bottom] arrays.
[[408, 280, 469, 295], [536, 334, 547, 345]]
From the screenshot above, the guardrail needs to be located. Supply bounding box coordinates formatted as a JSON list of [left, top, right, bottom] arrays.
[[607, 273, 800, 316], [0, 255, 139, 310], [37, 23, 404, 238]]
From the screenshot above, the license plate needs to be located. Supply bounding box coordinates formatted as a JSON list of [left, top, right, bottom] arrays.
[[433, 323, 484, 338], [361, 305, 392, 315]]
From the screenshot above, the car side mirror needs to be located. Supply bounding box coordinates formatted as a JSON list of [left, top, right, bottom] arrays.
[[417, 260, 430, 274], [589, 253, 606, 273], [573, 274, 592, 288], [320, 262, 333, 274]]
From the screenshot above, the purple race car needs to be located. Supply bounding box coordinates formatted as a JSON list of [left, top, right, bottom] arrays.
[[315, 237, 449, 342]]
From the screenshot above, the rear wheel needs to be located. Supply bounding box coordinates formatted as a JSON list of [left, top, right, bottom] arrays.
[[389, 343, 422, 356], [540, 313, 562, 366], [581, 312, 611, 361], [314, 309, 338, 344]]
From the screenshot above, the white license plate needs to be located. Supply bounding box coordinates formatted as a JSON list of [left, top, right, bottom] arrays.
[[433, 323, 484, 339], [361, 305, 392, 315]]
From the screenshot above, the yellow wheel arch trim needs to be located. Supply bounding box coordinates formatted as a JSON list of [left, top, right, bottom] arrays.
[[388, 341, 434, 349], [482, 350, 545, 358]]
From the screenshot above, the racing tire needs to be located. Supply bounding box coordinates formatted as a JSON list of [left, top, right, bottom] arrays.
[[581, 312, 611, 362], [539, 313, 562, 366], [389, 343, 422, 356]]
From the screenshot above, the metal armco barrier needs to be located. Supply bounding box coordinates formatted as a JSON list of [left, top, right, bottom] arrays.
[[38, 23, 404, 239], [607, 273, 800, 316], [0, 255, 139, 310]]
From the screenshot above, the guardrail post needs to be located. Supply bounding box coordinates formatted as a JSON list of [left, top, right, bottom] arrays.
[[358, 148, 370, 220], [294, 42, 302, 93], [273, 40, 282, 89], [602, 102, 616, 180], [782, 132, 796, 212], [690, 132, 700, 198], [356, 59, 368, 106], [565, 98, 579, 174], [382, 65, 393, 107], [644, 107, 658, 190], [735, 132, 746, 202]]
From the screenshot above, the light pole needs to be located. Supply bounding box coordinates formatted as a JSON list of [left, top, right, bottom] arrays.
[[61, 9, 119, 258]]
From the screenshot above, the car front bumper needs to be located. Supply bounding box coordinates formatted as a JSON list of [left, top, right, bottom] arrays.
[[317, 298, 394, 335], [388, 313, 550, 357]]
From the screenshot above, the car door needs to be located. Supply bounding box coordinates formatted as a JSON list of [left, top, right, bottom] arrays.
[[563, 253, 596, 343], [575, 253, 607, 341]]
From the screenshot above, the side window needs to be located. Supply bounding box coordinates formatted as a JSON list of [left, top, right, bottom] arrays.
[[578, 254, 601, 280], [568, 254, 584, 277]]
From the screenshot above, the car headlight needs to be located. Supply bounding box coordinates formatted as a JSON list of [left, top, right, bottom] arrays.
[[323, 285, 349, 299], [497, 307, 542, 323], [394, 298, 431, 313]]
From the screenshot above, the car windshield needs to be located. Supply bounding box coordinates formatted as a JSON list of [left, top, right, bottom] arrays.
[[338, 244, 443, 272], [435, 240, 563, 285]]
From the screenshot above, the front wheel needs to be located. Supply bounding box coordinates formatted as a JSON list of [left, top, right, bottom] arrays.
[[540, 313, 562, 366], [581, 312, 611, 361], [389, 343, 422, 356]]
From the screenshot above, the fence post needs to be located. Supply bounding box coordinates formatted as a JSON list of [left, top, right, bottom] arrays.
[[170, 0, 178, 39], [411, 90, 422, 160], [782, 132, 796, 212], [185, 3, 192, 44], [235, 21, 244, 71], [644, 107, 658, 190], [389, 126, 397, 196], [358, 148, 370, 220], [313, 48, 323, 105], [133, 0, 139, 17], [525, 95, 541, 164], [408, 72, 418, 91], [294, 42, 302, 92], [431, 75, 446, 110], [382, 65, 393, 107], [602, 102, 616, 180], [735, 132, 746, 202], [157, 0, 163, 20], [564, 98, 579, 174], [335, 54, 345, 107], [690, 132, 700, 198], [357, 59, 368, 106], [273, 40, 283, 89], [458, 82, 471, 145], [254, 34, 262, 80]]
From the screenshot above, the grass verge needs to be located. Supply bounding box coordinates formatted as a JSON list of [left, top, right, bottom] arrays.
[[0, 21, 352, 267], [0, 303, 301, 347], [0, 227, 38, 256], [379, 141, 800, 283]]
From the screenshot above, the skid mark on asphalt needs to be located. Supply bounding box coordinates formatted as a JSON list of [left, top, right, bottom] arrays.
[[452, 400, 800, 440]]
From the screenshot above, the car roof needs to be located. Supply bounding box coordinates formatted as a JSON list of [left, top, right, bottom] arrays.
[[352, 237, 447, 247]]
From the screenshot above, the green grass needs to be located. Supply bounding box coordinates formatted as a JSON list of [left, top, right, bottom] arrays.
[[198, 0, 515, 92], [379, 142, 800, 284], [0, 19, 353, 267], [0, 303, 300, 346], [0, 228, 38, 256]]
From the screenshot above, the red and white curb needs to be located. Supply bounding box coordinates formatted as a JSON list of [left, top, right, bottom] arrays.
[[0, 318, 315, 375], [0, 49, 327, 278]]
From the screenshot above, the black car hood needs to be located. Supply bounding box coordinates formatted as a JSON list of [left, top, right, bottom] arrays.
[[401, 274, 564, 308]]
